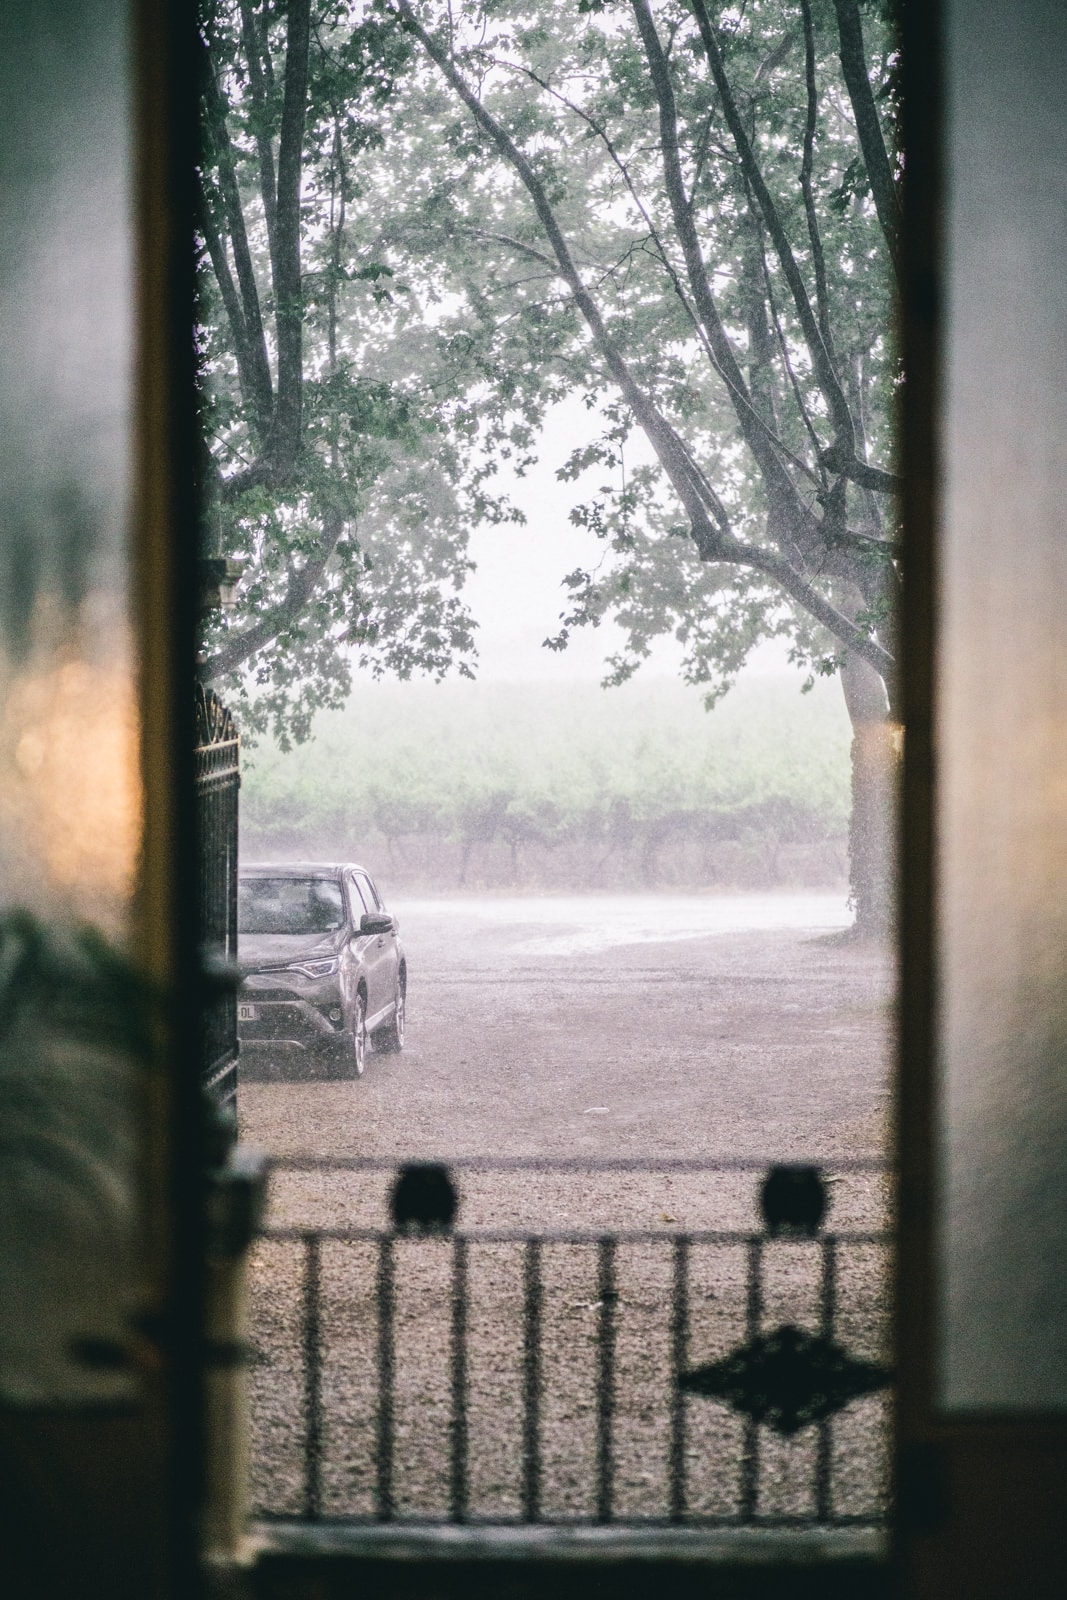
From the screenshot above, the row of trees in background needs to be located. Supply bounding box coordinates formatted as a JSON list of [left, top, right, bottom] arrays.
[[240, 678, 851, 890], [198, 0, 899, 928], [249, 792, 848, 892]]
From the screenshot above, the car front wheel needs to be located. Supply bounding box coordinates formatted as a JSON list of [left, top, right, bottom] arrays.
[[347, 990, 367, 1078]]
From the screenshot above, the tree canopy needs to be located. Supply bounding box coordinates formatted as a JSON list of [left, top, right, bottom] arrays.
[[198, 0, 519, 740], [198, 0, 900, 924], [392, 0, 898, 699], [199, 0, 899, 730], [385, 0, 902, 925]]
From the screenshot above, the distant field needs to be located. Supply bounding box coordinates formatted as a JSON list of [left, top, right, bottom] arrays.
[[238, 673, 852, 891]]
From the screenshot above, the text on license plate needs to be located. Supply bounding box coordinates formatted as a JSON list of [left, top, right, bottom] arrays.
[[238, 1003, 259, 1022]]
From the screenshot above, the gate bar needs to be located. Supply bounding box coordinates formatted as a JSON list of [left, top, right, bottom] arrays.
[[450, 1236, 469, 1522], [668, 1235, 690, 1522], [739, 1236, 763, 1520], [376, 1236, 395, 1521], [301, 1234, 322, 1521], [595, 1237, 617, 1524], [816, 1236, 838, 1521], [521, 1238, 542, 1522]]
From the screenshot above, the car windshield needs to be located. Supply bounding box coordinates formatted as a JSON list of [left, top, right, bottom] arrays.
[[239, 876, 344, 935]]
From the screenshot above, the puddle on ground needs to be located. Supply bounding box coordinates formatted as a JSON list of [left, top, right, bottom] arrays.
[[399, 893, 851, 956]]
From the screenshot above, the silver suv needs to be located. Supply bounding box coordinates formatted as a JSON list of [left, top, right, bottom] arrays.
[[236, 863, 405, 1077]]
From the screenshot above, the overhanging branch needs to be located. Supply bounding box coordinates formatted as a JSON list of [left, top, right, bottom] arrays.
[[686, 0, 856, 455], [202, 516, 343, 680], [397, 1, 894, 687], [832, 0, 901, 277], [271, 0, 312, 481]]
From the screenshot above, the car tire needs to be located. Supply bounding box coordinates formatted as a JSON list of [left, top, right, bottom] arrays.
[[374, 973, 405, 1054], [347, 990, 368, 1078]]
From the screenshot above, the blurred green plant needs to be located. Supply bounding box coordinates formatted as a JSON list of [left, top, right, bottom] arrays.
[[0, 911, 155, 1223]]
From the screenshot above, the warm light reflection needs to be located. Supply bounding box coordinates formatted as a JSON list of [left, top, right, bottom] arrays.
[[1, 655, 142, 913]]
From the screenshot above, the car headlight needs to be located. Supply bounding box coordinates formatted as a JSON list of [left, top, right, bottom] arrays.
[[286, 957, 340, 979]]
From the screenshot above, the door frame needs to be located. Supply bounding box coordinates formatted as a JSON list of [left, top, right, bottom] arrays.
[[130, 0, 1067, 1592], [895, 2, 1067, 1594]]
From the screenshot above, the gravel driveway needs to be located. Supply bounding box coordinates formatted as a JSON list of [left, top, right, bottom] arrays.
[[238, 894, 894, 1527]]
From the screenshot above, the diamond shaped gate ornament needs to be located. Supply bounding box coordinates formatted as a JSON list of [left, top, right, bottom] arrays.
[[679, 1323, 891, 1435]]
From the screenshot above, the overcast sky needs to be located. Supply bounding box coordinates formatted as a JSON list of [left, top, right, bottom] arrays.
[[459, 398, 790, 685], [462, 400, 667, 683]]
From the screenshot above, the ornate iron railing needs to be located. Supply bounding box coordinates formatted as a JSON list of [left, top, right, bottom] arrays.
[[195, 681, 240, 1109], [250, 1157, 892, 1531]]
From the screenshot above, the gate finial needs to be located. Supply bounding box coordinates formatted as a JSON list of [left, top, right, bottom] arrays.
[[759, 1164, 827, 1237], [390, 1163, 458, 1234]]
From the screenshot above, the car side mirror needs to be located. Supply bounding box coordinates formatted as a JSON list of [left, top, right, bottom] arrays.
[[359, 911, 394, 936]]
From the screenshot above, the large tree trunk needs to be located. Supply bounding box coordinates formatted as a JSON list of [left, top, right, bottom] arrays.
[[839, 651, 898, 937]]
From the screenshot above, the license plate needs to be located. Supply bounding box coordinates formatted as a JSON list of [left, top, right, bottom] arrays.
[[238, 1003, 259, 1022]]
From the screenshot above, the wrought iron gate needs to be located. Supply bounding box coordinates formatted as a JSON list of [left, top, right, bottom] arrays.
[[250, 1157, 891, 1532], [195, 680, 240, 1110]]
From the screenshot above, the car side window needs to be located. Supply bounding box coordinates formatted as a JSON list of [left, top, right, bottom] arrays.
[[355, 871, 382, 911], [346, 872, 370, 920]]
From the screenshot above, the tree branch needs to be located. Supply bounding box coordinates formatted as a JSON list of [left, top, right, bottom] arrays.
[[752, 203, 826, 479], [686, 0, 857, 455], [202, 516, 343, 680], [271, 0, 312, 481], [462, 228, 558, 272], [202, 43, 274, 438], [487, 53, 819, 488], [818, 440, 902, 493], [831, 0, 901, 276], [257, 0, 276, 90], [799, 0, 834, 354], [238, 0, 278, 262], [740, 543, 893, 679], [398, 2, 893, 683], [197, 178, 274, 451], [628, 0, 824, 546], [396, 0, 733, 554]]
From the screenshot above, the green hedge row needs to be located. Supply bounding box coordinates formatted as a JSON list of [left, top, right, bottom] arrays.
[[239, 674, 852, 889]]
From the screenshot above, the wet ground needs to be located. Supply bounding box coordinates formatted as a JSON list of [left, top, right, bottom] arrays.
[[240, 891, 890, 1164], [239, 894, 894, 1526]]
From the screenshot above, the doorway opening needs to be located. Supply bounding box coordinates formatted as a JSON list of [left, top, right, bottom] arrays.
[[196, 0, 899, 1552]]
